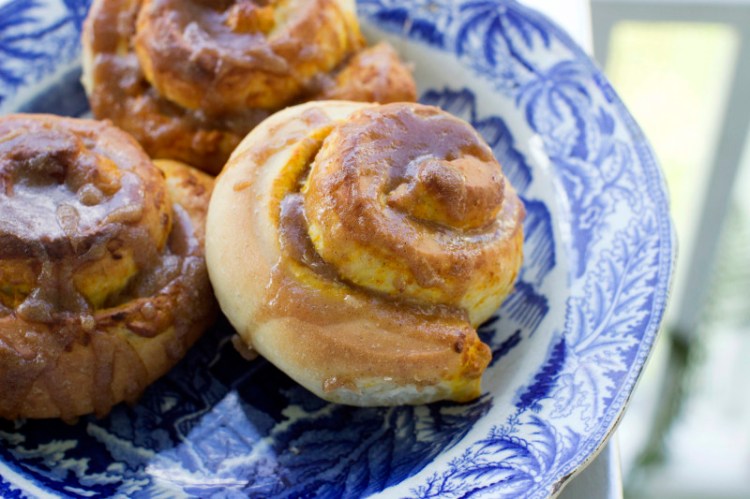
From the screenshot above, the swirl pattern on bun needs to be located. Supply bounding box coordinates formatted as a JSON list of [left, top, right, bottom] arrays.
[[0, 115, 215, 420], [81, 0, 417, 174], [206, 101, 524, 406]]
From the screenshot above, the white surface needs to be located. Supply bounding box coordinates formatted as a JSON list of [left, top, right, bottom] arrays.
[[558, 438, 623, 499], [522, 0, 594, 52]]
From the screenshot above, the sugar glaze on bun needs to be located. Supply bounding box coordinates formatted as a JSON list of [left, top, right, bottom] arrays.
[[206, 101, 524, 406], [0, 114, 215, 420], [81, 0, 417, 174]]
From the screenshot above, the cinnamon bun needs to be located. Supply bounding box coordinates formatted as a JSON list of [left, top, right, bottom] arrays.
[[206, 101, 524, 406], [0, 114, 215, 420], [81, 0, 417, 174]]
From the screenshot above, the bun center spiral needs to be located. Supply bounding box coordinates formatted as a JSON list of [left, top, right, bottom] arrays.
[[134, 0, 362, 113], [0, 116, 171, 317], [207, 101, 524, 404], [302, 103, 521, 325]]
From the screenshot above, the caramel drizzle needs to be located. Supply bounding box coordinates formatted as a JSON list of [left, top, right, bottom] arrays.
[[262, 103, 510, 324], [0, 116, 211, 420]]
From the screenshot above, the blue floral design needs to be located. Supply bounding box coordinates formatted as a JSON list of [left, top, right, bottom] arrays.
[[455, 1, 550, 78], [0, 0, 90, 109], [361, 1, 672, 497], [0, 323, 494, 498], [410, 212, 664, 498]]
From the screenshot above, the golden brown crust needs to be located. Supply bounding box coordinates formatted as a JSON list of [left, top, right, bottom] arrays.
[[81, 0, 416, 174], [82, 0, 268, 176], [206, 101, 524, 406], [314, 42, 417, 104], [304, 103, 524, 326], [134, 0, 363, 113], [0, 115, 215, 420]]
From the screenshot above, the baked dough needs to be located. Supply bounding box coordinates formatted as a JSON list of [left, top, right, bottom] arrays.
[[206, 101, 524, 406], [0, 115, 215, 420], [81, 0, 417, 174]]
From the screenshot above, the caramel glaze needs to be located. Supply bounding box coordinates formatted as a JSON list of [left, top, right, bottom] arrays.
[[304, 103, 525, 323], [83, 0, 417, 174], [135, 0, 362, 113], [84, 0, 271, 175], [312, 42, 417, 104], [269, 194, 487, 394], [209, 101, 524, 401], [0, 115, 215, 420]]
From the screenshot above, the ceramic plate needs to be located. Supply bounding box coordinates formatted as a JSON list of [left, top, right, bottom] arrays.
[[0, 0, 675, 497]]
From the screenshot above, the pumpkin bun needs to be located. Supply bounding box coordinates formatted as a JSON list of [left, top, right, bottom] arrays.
[[0, 114, 215, 421], [81, 0, 417, 174], [206, 101, 524, 406]]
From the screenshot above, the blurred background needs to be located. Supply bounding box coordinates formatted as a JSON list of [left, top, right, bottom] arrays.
[[591, 1, 750, 497]]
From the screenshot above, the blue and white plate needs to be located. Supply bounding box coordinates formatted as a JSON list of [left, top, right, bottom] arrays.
[[0, 1, 675, 497]]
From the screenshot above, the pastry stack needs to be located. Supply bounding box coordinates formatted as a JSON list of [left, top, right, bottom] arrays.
[[0, 0, 524, 420]]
